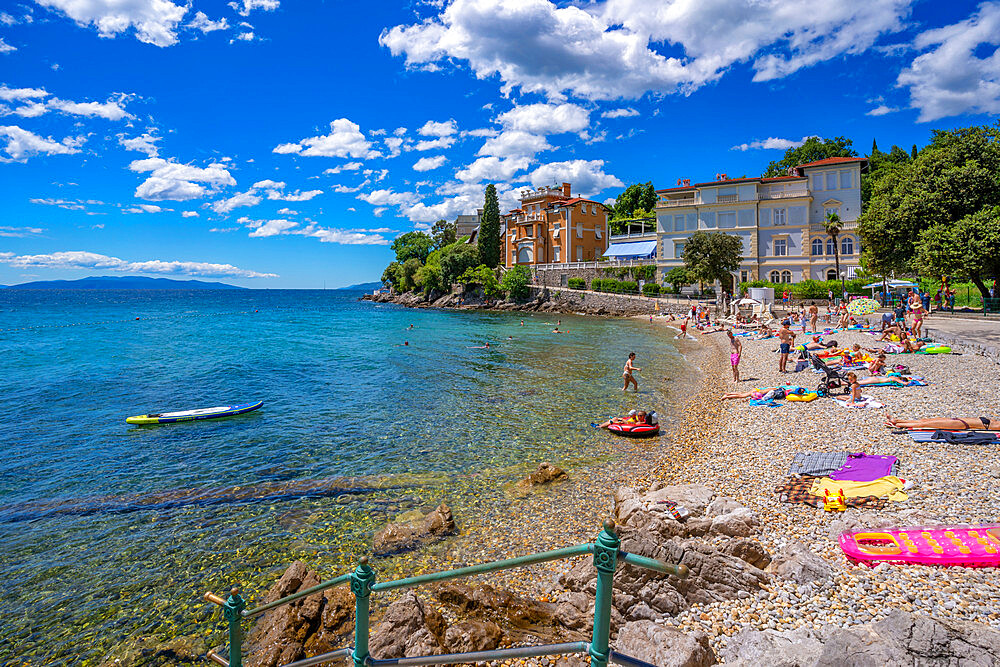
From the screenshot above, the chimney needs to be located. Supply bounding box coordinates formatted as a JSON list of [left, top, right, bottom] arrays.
[[562, 182, 571, 198]]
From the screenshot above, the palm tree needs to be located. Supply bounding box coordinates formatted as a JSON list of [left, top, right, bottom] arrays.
[[824, 211, 844, 296]]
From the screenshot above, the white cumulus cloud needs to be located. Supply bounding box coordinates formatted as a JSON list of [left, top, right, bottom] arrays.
[[118, 131, 160, 156], [130, 157, 236, 201], [181, 210, 199, 217], [456, 156, 530, 182], [229, 0, 279, 17], [528, 159, 622, 197], [35, 0, 190, 47], [417, 119, 458, 137], [896, 2, 1000, 121], [413, 155, 446, 171], [0, 125, 84, 161], [189, 11, 229, 33], [496, 103, 589, 134], [601, 107, 639, 118], [0, 250, 276, 278], [48, 96, 130, 120], [274, 118, 380, 158], [730, 136, 814, 151]]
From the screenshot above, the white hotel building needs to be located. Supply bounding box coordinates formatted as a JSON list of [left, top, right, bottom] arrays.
[[655, 157, 867, 286]]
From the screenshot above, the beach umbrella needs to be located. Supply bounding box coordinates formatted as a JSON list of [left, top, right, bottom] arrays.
[[847, 298, 880, 316]]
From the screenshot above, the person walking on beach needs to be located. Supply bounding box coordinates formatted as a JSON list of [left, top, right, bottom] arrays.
[[622, 352, 640, 392], [726, 329, 742, 382], [677, 317, 689, 339], [808, 303, 819, 333], [777, 320, 796, 373]]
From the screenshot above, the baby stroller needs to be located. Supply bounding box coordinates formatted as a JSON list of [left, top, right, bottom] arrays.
[[810, 354, 851, 397]]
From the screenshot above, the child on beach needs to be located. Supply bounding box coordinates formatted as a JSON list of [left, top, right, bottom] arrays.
[[777, 320, 796, 373], [623, 352, 640, 392], [676, 317, 689, 339], [726, 329, 742, 382]]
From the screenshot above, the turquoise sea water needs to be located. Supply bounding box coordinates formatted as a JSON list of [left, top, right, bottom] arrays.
[[0, 289, 684, 665]]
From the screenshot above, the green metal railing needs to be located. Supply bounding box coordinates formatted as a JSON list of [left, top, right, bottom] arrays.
[[202, 520, 688, 667]]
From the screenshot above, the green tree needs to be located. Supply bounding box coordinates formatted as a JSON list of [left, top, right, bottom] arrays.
[[917, 206, 1000, 302], [612, 182, 657, 220], [871, 138, 880, 156], [458, 264, 500, 299], [762, 136, 857, 177], [381, 261, 403, 291], [824, 212, 844, 289], [681, 232, 743, 290], [887, 145, 911, 164], [440, 242, 480, 286], [859, 123, 1000, 276], [400, 258, 422, 291], [391, 231, 434, 263], [664, 267, 692, 291], [415, 262, 445, 295], [478, 184, 501, 268], [911, 144, 919, 160], [500, 264, 532, 301], [430, 219, 457, 249]]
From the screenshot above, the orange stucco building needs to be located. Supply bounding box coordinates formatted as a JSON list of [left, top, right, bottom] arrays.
[[500, 183, 609, 267]]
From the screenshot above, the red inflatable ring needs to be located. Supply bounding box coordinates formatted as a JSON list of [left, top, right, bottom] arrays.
[[607, 423, 660, 437]]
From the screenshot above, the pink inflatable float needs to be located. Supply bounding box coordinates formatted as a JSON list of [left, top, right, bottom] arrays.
[[840, 525, 1000, 567]]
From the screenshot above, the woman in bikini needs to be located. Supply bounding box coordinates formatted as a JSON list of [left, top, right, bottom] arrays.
[[885, 415, 999, 430], [622, 352, 640, 392]]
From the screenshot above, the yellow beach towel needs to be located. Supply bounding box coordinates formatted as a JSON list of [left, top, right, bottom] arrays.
[[808, 476, 908, 502]]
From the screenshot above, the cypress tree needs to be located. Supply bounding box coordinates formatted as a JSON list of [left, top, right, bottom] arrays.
[[478, 183, 501, 268], [871, 138, 879, 156], [911, 144, 918, 160]]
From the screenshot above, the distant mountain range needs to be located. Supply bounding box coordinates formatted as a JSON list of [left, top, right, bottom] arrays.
[[336, 281, 381, 291], [4, 276, 243, 290]]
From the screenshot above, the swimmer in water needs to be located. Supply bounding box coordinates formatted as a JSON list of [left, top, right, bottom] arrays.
[[520, 320, 524, 326]]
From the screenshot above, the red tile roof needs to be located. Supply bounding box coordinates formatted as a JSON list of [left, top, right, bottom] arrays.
[[760, 175, 806, 182], [795, 156, 868, 168], [655, 185, 697, 193]]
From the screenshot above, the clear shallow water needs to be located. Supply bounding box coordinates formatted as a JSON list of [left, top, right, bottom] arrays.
[[0, 289, 685, 665]]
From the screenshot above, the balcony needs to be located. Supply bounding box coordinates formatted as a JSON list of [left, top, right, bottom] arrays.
[[761, 190, 809, 200], [716, 194, 739, 203], [658, 198, 700, 208]]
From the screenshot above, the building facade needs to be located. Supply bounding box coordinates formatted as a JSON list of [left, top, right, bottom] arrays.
[[500, 182, 609, 267], [453, 211, 481, 239], [655, 157, 866, 287]]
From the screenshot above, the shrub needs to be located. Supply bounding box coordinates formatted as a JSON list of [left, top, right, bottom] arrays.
[[457, 264, 500, 299], [642, 283, 661, 296], [620, 280, 638, 294], [500, 264, 532, 300], [568, 277, 586, 290]]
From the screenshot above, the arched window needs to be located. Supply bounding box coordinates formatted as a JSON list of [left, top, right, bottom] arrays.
[[517, 246, 533, 264], [812, 238, 824, 256], [781, 270, 792, 284], [841, 236, 854, 255], [826, 238, 836, 255], [827, 269, 838, 281], [769, 270, 781, 283]]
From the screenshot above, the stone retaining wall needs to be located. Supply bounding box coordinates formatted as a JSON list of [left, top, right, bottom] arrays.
[[924, 326, 1000, 364], [529, 286, 686, 317]]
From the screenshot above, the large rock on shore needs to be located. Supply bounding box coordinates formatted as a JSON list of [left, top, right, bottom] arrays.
[[720, 610, 1000, 666], [243, 561, 354, 667], [557, 485, 769, 624], [369, 592, 447, 658], [766, 541, 832, 584], [615, 621, 716, 667], [433, 581, 562, 643], [373, 503, 457, 556]]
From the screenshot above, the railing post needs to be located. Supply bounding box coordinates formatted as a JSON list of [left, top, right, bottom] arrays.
[[350, 556, 376, 667], [589, 519, 620, 667], [223, 587, 246, 667]]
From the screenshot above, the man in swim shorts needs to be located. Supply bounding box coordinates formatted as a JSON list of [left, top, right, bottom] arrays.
[[726, 329, 742, 382], [808, 303, 819, 333], [622, 352, 640, 392], [777, 320, 796, 373]]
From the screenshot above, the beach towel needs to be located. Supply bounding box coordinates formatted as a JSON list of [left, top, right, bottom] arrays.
[[774, 475, 889, 509], [807, 476, 909, 502], [930, 430, 1000, 445], [833, 396, 884, 409], [749, 399, 782, 407], [828, 453, 900, 482]]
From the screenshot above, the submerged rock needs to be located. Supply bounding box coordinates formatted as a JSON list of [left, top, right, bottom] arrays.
[[372, 503, 457, 556]]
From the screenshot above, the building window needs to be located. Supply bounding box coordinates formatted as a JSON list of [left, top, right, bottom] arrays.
[[826, 238, 835, 255], [812, 174, 823, 191], [674, 215, 684, 232], [773, 208, 786, 226], [769, 270, 781, 282], [840, 170, 852, 189], [595, 226, 602, 239], [811, 238, 824, 255], [774, 239, 787, 256], [526, 224, 533, 237], [781, 270, 792, 283], [827, 268, 838, 280], [826, 172, 837, 190], [825, 207, 839, 219], [841, 236, 854, 255], [718, 211, 736, 228], [517, 246, 533, 264], [674, 242, 685, 259], [576, 224, 582, 238], [740, 270, 749, 283], [554, 246, 561, 262], [576, 245, 583, 261]]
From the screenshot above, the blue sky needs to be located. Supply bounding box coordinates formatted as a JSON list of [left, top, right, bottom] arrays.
[[1, 0, 997, 287]]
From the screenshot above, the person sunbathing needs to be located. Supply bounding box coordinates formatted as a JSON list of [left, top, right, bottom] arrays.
[[877, 324, 904, 342], [899, 332, 925, 352], [844, 371, 917, 388], [720, 385, 804, 401], [868, 353, 887, 375], [885, 415, 999, 431]]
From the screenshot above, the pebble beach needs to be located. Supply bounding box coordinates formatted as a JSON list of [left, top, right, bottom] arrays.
[[402, 311, 1000, 664]]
